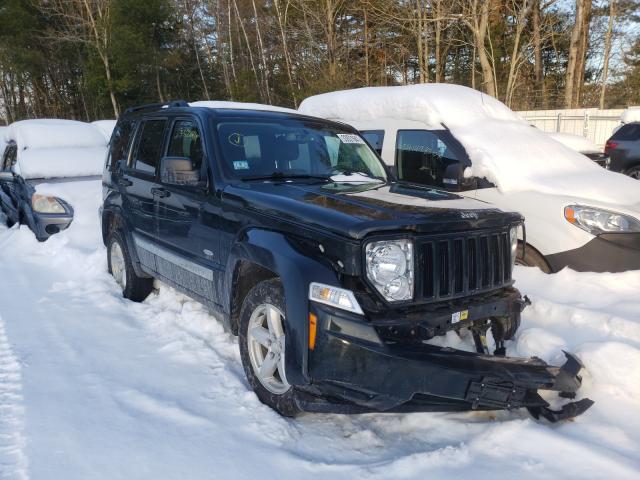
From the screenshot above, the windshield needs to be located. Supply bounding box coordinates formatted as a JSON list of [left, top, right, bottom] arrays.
[[215, 119, 387, 182]]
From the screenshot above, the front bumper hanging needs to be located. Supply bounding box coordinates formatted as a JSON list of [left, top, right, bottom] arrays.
[[301, 301, 593, 422]]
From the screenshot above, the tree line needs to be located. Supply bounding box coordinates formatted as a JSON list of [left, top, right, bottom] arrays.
[[0, 0, 638, 123]]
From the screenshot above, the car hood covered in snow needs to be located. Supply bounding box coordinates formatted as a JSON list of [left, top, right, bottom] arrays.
[[222, 181, 518, 240], [298, 84, 640, 206]]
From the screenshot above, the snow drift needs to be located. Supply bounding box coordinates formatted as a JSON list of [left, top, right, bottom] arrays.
[[4, 119, 108, 180], [299, 84, 640, 205]]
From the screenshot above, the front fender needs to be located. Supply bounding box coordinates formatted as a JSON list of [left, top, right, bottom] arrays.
[[225, 228, 341, 386]]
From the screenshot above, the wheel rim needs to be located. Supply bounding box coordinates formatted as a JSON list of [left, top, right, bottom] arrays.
[[247, 303, 290, 394], [110, 240, 127, 290], [630, 170, 640, 179]]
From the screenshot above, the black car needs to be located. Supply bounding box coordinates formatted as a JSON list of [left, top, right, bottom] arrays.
[[605, 122, 640, 178], [101, 101, 591, 421], [0, 141, 74, 240]]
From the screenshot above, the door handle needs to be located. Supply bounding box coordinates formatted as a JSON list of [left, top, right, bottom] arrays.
[[117, 178, 133, 187], [151, 187, 171, 198]]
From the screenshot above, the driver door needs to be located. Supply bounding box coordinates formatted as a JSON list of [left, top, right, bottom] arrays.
[[155, 117, 224, 305]]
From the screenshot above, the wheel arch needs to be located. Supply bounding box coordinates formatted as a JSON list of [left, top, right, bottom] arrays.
[[224, 228, 340, 386]]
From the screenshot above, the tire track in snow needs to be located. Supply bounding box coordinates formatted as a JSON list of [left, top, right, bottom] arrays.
[[0, 315, 28, 480]]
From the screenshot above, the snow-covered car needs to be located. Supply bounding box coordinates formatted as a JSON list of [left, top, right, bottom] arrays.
[[547, 132, 609, 168], [299, 85, 640, 273], [0, 119, 107, 240]]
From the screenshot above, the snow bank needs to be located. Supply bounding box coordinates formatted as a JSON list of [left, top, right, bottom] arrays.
[[299, 85, 640, 205], [547, 132, 601, 154], [621, 107, 640, 124], [91, 120, 117, 142], [5, 119, 108, 179], [190, 100, 298, 115]]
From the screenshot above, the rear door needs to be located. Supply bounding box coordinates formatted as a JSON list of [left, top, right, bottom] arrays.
[[155, 117, 224, 304], [121, 118, 167, 244]]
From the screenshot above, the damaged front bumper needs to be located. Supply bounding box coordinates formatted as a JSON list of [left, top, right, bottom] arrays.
[[299, 292, 593, 422]]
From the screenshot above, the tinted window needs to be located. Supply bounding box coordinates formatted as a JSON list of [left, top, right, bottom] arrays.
[[396, 130, 464, 188], [2, 144, 16, 171], [612, 124, 640, 141], [133, 119, 166, 174], [216, 121, 387, 182], [360, 130, 385, 155], [167, 120, 204, 171], [107, 120, 134, 171]]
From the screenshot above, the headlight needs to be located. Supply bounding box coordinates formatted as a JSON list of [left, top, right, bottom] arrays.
[[309, 283, 363, 315], [32, 194, 65, 214], [365, 239, 413, 302], [509, 225, 518, 266], [564, 205, 640, 234]]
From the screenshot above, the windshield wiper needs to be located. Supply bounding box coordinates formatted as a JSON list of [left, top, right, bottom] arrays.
[[241, 172, 331, 182]]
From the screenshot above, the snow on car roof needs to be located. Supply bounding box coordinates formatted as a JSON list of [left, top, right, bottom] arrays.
[[189, 100, 298, 115], [91, 120, 117, 142], [621, 106, 640, 124], [4, 119, 108, 180], [547, 132, 601, 154], [299, 84, 640, 205], [6, 119, 108, 150]]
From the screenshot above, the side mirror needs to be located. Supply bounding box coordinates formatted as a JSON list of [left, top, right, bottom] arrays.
[[443, 163, 476, 191], [161, 156, 206, 188]]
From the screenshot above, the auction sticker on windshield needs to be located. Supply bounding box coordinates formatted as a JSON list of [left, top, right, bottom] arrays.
[[337, 133, 365, 144]]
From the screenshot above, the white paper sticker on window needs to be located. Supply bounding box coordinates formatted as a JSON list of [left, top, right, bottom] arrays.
[[233, 160, 249, 170], [337, 133, 365, 144]]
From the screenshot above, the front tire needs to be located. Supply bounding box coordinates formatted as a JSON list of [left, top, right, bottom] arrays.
[[238, 279, 301, 417], [107, 229, 154, 302], [515, 243, 552, 273]]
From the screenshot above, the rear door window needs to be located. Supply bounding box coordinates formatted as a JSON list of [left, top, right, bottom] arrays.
[[395, 130, 467, 188], [132, 119, 167, 175], [611, 124, 640, 141], [360, 130, 385, 155]]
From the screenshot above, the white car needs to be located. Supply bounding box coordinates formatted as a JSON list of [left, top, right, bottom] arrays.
[[299, 84, 640, 273]]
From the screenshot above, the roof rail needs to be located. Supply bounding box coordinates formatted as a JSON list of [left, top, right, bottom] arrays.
[[124, 100, 189, 114]]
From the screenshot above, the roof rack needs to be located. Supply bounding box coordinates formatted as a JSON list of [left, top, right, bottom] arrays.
[[124, 100, 189, 114]]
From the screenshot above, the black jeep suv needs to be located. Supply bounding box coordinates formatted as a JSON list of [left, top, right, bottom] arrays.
[[101, 101, 591, 421]]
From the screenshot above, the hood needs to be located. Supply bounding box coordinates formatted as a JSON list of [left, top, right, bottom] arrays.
[[222, 181, 520, 240]]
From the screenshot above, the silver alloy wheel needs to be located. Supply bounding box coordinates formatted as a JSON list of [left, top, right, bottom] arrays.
[[110, 240, 127, 290], [247, 303, 290, 394]]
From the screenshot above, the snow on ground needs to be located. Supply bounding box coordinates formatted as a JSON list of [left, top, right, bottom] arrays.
[[0, 180, 639, 479]]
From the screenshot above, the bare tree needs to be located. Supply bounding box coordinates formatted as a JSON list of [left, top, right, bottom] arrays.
[[40, 0, 119, 117], [600, 0, 617, 109]]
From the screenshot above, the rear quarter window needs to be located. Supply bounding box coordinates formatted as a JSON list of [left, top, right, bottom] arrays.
[[612, 124, 640, 141], [106, 120, 135, 171]]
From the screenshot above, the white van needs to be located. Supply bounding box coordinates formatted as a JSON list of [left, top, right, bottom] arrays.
[[299, 84, 640, 273]]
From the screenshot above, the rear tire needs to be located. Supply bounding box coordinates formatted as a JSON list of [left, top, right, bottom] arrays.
[[238, 279, 301, 417], [107, 229, 154, 302], [515, 244, 552, 273]]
